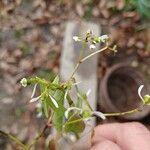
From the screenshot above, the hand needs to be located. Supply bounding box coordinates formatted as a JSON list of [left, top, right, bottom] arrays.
[[91, 122, 150, 150]]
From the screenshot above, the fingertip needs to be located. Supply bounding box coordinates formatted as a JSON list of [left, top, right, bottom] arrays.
[[117, 122, 150, 150], [92, 123, 121, 143], [91, 140, 121, 150], [122, 122, 149, 133], [92, 122, 150, 150]]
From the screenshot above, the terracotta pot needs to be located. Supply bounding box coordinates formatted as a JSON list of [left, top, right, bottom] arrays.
[[99, 63, 150, 120]]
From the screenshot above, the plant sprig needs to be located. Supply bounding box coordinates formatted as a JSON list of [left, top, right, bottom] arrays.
[[1, 30, 149, 149]]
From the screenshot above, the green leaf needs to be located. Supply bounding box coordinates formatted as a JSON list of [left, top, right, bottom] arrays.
[[93, 37, 101, 43], [39, 82, 46, 93], [36, 69, 56, 82], [42, 95, 57, 117], [41, 88, 66, 119], [82, 110, 92, 118], [64, 114, 85, 134], [53, 89, 65, 105], [52, 75, 59, 84], [66, 93, 75, 106], [42, 99, 49, 118], [51, 89, 67, 131], [52, 105, 66, 132], [137, 0, 150, 18], [76, 92, 92, 112], [76, 96, 83, 108], [45, 88, 65, 111], [143, 95, 150, 105]]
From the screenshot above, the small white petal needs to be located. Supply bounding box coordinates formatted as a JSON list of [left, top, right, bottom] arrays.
[[101, 34, 109, 39], [86, 29, 92, 34], [138, 85, 144, 102], [89, 44, 96, 49], [36, 102, 42, 108], [31, 84, 38, 98], [64, 90, 68, 101], [37, 112, 42, 118], [92, 111, 106, 120], [86, 89, 91, 97], [65, 107, 82, 119], [93, 41, 97, 44], [68, 134, 77, 142], [30, 95, 41, 103], [73, 36, 80, 41], [64, 133, 77, 143], [100, 35, 109, 42], [49, 94, 59, 108]]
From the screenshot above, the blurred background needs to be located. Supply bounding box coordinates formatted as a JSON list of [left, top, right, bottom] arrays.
[[0, 0, 150, 149]]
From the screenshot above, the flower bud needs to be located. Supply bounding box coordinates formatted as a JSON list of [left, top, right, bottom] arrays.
[[143, 95, 150, 105], [99, 35, 109, 42], [89, 44, 96, 49], [20, 78, 27, 87], [73, 36, 81, 42]]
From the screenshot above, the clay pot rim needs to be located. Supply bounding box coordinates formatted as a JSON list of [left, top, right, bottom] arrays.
[[101, 63, 147, 112]]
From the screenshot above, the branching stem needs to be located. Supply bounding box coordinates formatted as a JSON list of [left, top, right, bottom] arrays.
[[69, 46, 108, 79], [104, 108, 140, 117]]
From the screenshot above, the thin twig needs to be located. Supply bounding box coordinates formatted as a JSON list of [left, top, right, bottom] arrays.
[[27, 125, 49, 149], [69, 46, 108, 79], [80, 46, 108, 62], [104, 108, 140, 117], [28, 113, 53, 149], [0, 130, 28, 150]]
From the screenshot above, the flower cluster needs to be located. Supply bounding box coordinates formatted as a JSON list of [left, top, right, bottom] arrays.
[[73, 30, 109, 50]]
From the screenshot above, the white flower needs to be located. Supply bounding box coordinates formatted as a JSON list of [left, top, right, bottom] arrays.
[[89, 44, 96, 49], [99, 35, 109, 42], [63, 133, 77, 143], [30, 95, 41, 103], [65, 107, 82, 119], [73, 36, 81, 42], [92, 111, 106, 120], [86, 29, 92, 34], [138, 85, 144, 102], [37, 112, 42, 118], [49, 94, 59, 108], [20, 78, 27, 87], [31, 84, 38, 98]]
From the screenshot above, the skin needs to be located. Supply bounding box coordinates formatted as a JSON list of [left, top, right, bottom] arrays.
[[90, 122, 150, 150]]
